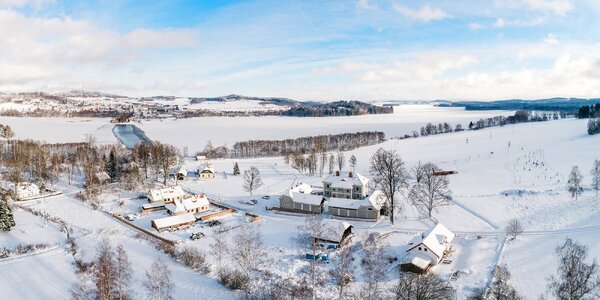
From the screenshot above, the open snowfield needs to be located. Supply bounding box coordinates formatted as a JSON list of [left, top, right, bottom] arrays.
[[1, 117, 598, 299]]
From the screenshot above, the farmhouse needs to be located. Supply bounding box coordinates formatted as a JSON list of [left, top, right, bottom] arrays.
[[1, 182, 42, 200], [151, 213, 196, 232], [165, 194, 210, 216], [314, 219, 353, 248], [328, 190, 383, 220], [197, 162, 216, 180], [323, 171, 369, 199], [279, 183, 325, 214], [147, 186, 186, 203], [401, 223, 455, 273]]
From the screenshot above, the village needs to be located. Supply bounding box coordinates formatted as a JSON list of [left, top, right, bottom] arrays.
[[1, 117, 600, 299]]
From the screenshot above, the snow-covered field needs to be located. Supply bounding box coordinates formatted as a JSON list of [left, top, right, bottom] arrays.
[[1, 116, 599, 299]]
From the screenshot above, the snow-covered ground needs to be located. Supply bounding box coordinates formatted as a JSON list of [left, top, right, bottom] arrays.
[[1, 117, 598, 299]]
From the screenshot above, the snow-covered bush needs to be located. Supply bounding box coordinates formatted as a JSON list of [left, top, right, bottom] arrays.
[[218, 268, 249, 291]]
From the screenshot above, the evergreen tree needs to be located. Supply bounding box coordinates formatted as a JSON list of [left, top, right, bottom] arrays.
[[233, 162, 240, 176], [106, 149, 118, 181], [0, 196, 16, 232]]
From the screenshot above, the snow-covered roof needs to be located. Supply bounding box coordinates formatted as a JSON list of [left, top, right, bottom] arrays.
[[289, 192, 324, 206], [327, 190, 384, 210], [290, 182, 313, 194], [95, 171, 111, 181], [407, 223, 455, 259], [152, 213, 196, 229], [198, 162, 215, 173], [315, 219, 352, 243], [324, 171, 369, 189], [142, 203, 165, 209], [402, 252, 432, 270], [176, 165, 187, 175], [166, 194, 209, 213], [149, 186, 186, 201]]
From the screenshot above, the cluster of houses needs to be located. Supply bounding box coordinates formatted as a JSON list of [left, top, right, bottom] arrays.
[[0, 181, 61, 201], [169, 160, 216, 182], [279, 171, 384, 220], [145, 186, 212, 232]]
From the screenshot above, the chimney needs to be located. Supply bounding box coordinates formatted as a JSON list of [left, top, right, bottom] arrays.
[[336, 170, 340, 176], [349, 171, 353, 178]]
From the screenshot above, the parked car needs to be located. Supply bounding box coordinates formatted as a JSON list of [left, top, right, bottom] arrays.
[[262, 195, 270, 200], [207, 220, 222, 227], [239, 199, 258, 205], [125, 214, 136, 221], [190, 232, 206, 240]]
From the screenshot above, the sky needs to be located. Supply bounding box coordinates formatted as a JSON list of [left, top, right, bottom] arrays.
[[0, 0, 599, 101]]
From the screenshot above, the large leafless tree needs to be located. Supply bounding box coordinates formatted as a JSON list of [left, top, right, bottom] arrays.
[[361, 233, 389, 300], [242, 166, 263, 196], [369, 148, 408, 224], [408, 162, 452, 218], [393, 271, 454, 300], [547, 238, 600, 300], [295, 215, 325, 300]]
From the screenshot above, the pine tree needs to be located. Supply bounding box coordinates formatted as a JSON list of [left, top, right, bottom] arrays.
[[0, 196, 16, 232], [106, 149, 118, 181], [233, 162, 240, 176]]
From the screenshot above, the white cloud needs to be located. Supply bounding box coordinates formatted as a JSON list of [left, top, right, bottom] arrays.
[[492, 16, 545, 28], [521, 0, 572, 15], [356, 0, 376, 11], [392, 3, 450, 22], [543, 33, 559, 44], [0, 0, 54, 8], [496, 0, 573, 16], [469, 22, 484, 30]]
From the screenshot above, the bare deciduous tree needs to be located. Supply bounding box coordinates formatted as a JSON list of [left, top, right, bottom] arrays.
[[567, 166, 584, 200], [349, 154, 357, 171], [95, 241, 116, 300], [393, 271, 454, 300], [408, 162, 452, 218], [152, 142, 179, 186], [114, 245, 132, 300], [361, 233, 388, 300], [295, 215, 324, 300], [481, 265, 522, 300], [242, 166, 263, 196], [330, 245, 355, 300], [144, 258, 174, 300], [411, 161, 425, 183], [591, 159, 600, 197], [369, 148, 408, 224], [505, 219, 524, 240], [547, 238, 600, 300], [328, 153, 335, 174], [337, 151, 346, 171]]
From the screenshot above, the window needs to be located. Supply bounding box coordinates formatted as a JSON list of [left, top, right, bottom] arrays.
[[418, 247, 421, 251], [424, 248, 428, 252]]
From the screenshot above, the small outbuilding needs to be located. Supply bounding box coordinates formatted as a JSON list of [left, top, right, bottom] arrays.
[[151, 213, 196, 232], [314, 219, 353, 248]]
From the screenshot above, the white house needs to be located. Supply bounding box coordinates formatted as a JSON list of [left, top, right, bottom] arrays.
[[323, 171, 369, 199], [401, 223, 455, 273], [279, 183, 325, 214], [165, 194, 210, 215], [197, 162, 216, 180], [175, 165, 187, 181], [147, 186, 186, 203]]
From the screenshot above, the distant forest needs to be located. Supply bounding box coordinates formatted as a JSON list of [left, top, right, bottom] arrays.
[[445, 98, 600, 112]]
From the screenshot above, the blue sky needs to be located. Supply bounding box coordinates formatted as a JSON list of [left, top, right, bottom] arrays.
[[0, 0, 599, 100]]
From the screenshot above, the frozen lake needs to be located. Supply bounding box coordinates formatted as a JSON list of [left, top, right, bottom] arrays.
[[138, 105, 513, 151], [0, 105, 513, 152], [113, 124, 152, 149]]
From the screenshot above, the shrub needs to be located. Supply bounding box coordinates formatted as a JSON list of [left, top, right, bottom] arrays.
[[180, 248, 209, 274], [218, 268, 249, 291]]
